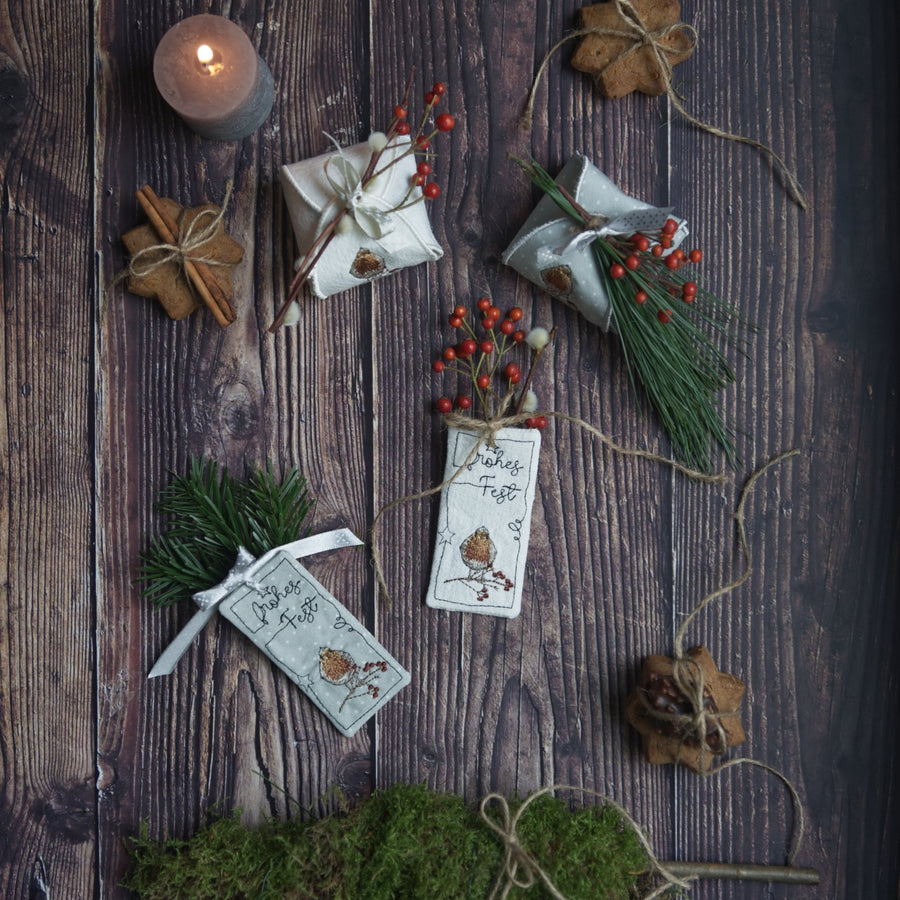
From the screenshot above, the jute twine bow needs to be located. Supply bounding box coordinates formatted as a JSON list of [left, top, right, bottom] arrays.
[[479, 785, 691, 900], [370, 409, 726, 606], [522, 0, 807, 210], [647, 449, 799, 763], [481, 772, 805, 899], [125, 180, 235, 282]]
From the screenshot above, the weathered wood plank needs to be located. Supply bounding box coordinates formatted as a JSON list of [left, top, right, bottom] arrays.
[[0, 0, 897, 897], [93, 0, 374, 893], [369, 0, 681, 864], [668, 1, 900, 897], [0, 2, 95, 897]]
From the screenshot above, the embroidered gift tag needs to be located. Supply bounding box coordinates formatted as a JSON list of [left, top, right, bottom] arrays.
[[426, 426, 541, 618], [217, 550, 410, 736]]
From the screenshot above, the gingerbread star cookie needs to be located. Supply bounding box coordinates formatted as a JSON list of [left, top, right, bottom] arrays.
[[570, 0, 695, 99], [626, 645, 746, 773], [122, 198, 244, 321]]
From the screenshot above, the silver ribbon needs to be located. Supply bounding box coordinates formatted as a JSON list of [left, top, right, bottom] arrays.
[[322, 133, 396, 241], [192, 545, 261, 611], [502, 155, 690, 333], [553, 206, 676, 256], [148, 528, 363, 679]]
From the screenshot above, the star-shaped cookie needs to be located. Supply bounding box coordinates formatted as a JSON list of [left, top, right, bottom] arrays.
[[122, 198, 244, 320], [570, 0, 694, 99], [625, 645, 746, 773]]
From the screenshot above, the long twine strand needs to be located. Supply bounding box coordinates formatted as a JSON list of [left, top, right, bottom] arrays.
[[522, 0, 807, 210], [665, 449, 799, 767], [482, 768, 804, 900], [673, 448, 799, 658], [370, 411, 726, 606], [480, 785, 692, 900]]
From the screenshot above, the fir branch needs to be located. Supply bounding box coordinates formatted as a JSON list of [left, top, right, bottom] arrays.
[[512, 155, 747, 471], [137, 459, 314, 609]]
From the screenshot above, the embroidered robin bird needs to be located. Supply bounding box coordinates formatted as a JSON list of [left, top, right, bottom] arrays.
[[459, 527, 496, 578], [319, 648, 355, 684]]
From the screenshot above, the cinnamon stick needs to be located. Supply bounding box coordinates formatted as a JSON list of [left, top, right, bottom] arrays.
[[135, 186, 236, 327]]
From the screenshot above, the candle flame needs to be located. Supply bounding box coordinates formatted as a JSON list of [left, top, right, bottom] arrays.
[[196, 44, 224, 76]]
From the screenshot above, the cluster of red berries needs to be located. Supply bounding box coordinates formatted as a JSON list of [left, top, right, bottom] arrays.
[[432, 297, 546, 425], [362, 660, 388, 699], [606, 218, 706, 324], [389, 81, 455, 202], [475, 571, 515, 601]]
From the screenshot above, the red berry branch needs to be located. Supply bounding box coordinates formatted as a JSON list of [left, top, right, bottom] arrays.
[[513, 156, 743, 471], [431, 296, 554, 428], [270, 72, 456, 332]]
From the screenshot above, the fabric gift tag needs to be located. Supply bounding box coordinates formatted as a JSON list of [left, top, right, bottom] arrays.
[[218, 550, 410, 736], [280, 137, 443, 299], [426, 426, 541, 618]]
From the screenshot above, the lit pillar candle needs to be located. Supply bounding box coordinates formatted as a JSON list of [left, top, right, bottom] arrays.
[[153, 14, 275, 141]]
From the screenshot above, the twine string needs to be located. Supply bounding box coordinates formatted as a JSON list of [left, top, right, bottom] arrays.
[[522, 0, 807, 209], [704, 758, 805, 866], [370, 411, 725, 605], [480, 785, 692, 900], [643, 450, 799, 761], [125, 181, 235, 282]]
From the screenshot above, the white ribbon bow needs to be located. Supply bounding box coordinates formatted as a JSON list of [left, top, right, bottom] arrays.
[[192, 545, 263, 611], [553, 205, 675, 256], [322, 133, 396, 241], [148, 528, 363, 678]]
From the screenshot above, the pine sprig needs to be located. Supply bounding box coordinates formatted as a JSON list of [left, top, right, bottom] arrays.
[[512, 156, 746, 471], [137, 458, 314, 608]]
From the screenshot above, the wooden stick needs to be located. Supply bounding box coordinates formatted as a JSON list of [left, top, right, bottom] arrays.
[[660, 861, 820, 884], [139, 185, 235, 321], [135, 186, 236, 327]]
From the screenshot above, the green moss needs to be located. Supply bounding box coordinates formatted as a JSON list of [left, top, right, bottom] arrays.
[[124, 784, 650, 900]]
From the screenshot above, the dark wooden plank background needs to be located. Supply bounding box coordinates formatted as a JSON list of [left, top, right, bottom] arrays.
[[1, 0, 897, 897]]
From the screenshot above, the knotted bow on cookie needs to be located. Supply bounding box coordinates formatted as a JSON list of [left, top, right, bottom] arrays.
[[121, 184, 243, 326], [570, 0, 696, 98]]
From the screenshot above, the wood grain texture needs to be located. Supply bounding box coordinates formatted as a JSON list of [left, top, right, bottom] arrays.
[[0, 1, 96, 898], [0, 0, 897, 896], [94, 0, 374, 893]]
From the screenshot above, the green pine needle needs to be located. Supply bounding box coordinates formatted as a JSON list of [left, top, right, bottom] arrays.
[[137, 458, 314, 608], [512, 155, 749, 471]]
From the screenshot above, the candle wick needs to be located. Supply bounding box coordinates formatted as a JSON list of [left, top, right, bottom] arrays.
[[196, 44, 224, 75]]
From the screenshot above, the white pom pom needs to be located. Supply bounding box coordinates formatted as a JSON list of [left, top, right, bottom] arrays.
[[282, 302, 301, 327], [368, 131, 389, 152], [522, 390, 539, 413], [525, 327, 550, 350]]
